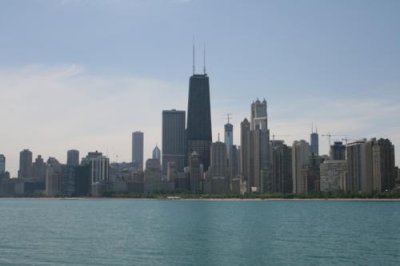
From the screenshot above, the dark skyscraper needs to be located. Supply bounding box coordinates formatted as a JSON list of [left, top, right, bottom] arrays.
[[310, 127, 319, 156], [162, 110, 186, 175], [132, 131, 144, 172], [0, 154, 5, 174], [330, 141, 346, 160], [18, 149, 33, 179], [67, 149, 80, 167], [186, 74, 212, 171]]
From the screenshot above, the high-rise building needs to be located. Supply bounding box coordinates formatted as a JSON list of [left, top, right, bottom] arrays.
[[186, 73, 212, 172], [144, 158, 162, 193], [162, 110, 186, 175], [224, 122, 233, 178], [152, 145, 161, 163], [240, 119, 251, 186], [67, 149, 80, 167], [330, 141, 346, 160], [207, 141, 228, 179], [292, 140, 310, 194], [306, 153, 325, 193], [240, 99, 272, 193], [32, 155, 46, 181], [18, 149, 33, 179], [372, 138, 396, 192], [132, 131, 144, 172], [347, 138, 396, 194], [249, 126, 262, 191], [189, 151, 202, 193], [0, 154, 5, 174], [320, 160, 347, 192], [82, 151, 110, 185], [231, 145, 240, 179], [250, 99, 271, 193], [310, 128, 319, 156], [204, 141, 230, 194], [251, 99, 268, 131], [346, 139, 377, 194], [46, 157, 63, 197], [271, 141, 292, 193], [346, 140, 367, 193]]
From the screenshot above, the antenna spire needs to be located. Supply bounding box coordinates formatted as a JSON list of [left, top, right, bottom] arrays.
[[203, 42, 206, 74], [192, 37, 196, 75], [226, 113, 232, 124]]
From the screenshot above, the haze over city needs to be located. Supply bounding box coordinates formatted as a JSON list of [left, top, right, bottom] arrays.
[[1, 0, 399, 177]]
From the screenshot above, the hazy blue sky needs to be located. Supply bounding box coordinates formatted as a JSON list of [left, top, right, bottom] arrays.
[[1, 0, 400, 176]]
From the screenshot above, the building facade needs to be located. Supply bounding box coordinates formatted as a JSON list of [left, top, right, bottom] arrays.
[[162, 110, 186, 175], [132, 131, 144, 172], [189, 151, 202, 193], [82, 151, 110, 185], [207, 141, 228, 179], [0, 154, 5, 174], [224, 122, 234, 179], [186, 74, 212, 172], [330, 141, 346, 160], [152, 145, 161, 163], [310, 130, 319, 156], [240, 119, 251, 187], [320, 160, 347, 192], [32, 155, 46, 181], [271, 141, 292, 193], [18, 149, 33, 179], [292, 140, 310, 194], [67, 149, 80, 167], [372, 138, 396, 192]]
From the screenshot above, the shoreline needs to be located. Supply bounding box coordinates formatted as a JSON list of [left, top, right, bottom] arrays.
[[1, 197, 400, 202]]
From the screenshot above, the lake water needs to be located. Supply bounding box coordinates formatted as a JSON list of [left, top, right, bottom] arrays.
[[0, 199, 399, 265]]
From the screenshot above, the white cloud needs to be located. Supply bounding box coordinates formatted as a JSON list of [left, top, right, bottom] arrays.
[[0, 64, 187, 176]]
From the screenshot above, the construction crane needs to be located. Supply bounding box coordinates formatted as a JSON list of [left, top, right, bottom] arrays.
[[341, 138, 357, 145], [321, 133, 346, 146], [272, 134, 291, 141]]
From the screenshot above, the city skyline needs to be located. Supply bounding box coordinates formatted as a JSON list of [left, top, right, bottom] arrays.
[[1, 0, 400, 176]]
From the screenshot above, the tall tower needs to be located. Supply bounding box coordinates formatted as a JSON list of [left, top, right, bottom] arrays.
[[292, 140, 310, 194], [224, 123, 233, 160], [162, 110, 186, 175], [67, 149, 80, 167], [251, 99, 268, 131], [346, 139, 373, 193], [310, 126, 319, 156], [250, 99, 271, 192], [240, 119, 251, 185], [186, 73, 212, 171], [272, 142, 292, 193], [132, 131, 144, 172], [152, 145, 161, 163], [373, 138, 396, 192], [224, 120, 233, 178], [18, 149, 33, 179], [0, 154, 5, 174]]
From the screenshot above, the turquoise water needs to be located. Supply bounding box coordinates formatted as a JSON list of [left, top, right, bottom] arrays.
[[0, 199, 399, 265]]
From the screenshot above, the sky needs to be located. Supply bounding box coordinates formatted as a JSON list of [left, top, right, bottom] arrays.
[[1, 0, 400, 177]]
